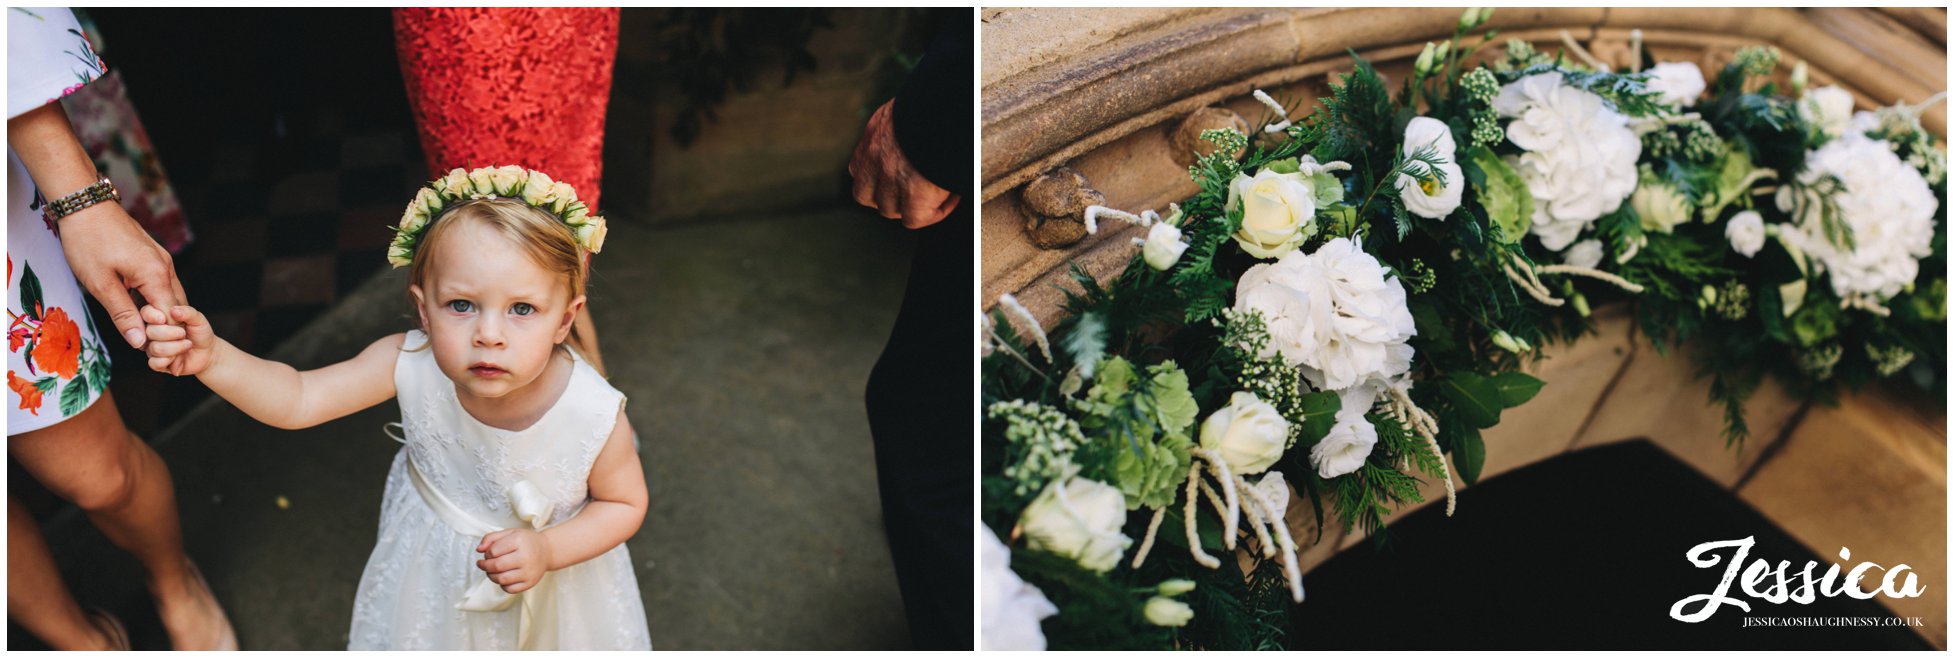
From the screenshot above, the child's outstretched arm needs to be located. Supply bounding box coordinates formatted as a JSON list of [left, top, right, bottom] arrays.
[[475, 408, 646, 594], [142, 305, 403, 430]]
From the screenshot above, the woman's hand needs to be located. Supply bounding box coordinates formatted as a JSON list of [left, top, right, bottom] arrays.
[[10, 102, 186, 348], [63, 205, 188, 349], [140, 305, 216, 377], [477, 528, 555, 594]]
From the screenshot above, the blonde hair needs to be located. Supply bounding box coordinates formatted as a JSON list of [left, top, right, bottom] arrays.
[[406, 198, 594, 358]]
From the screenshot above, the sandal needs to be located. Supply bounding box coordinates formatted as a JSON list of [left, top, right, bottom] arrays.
[[181, 561, 239, 651], [84, 608, 130, 651]]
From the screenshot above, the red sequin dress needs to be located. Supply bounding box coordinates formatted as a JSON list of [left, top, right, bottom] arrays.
[[393, 8, 619, 210]]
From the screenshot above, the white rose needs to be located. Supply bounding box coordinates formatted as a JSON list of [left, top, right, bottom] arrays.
[[1019, 476, 1132, 573], [1644, 61, 1706, 107], [399, 187, 439, 234], [1234, 238, 1417, 391], [1632, 169, 1692, 234], [386, 243, 414, 268], [437, 167, 471, 197], [1396, 116, 1464, 220], [1799, 86, 1856, 140], [466, 168, 497, 198], [491, 165, 526, 196], [1725, 210, 1766, 258], [576, 217, 609, 254], [1143, 597, 1195, 627], [564, 202, 591, 226], [549, 181, 578, 213], [1142, 222, 1187, 271], [1776, 133, 1938, 300], [520, 170, 555, 206], [1310, 385, 1380, 479], [1494, 72, 1642, 251], [981, 523, 1057, 651], [1227, 168, 1318, 258], [1199, 391, 1291, 476], [1563, 239, 1605, 269]]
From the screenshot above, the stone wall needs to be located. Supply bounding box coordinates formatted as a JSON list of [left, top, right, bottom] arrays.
[[602, 9, 932, 225]]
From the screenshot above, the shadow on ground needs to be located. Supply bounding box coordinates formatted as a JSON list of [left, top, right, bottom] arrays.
[[13, 207, 917, 650]]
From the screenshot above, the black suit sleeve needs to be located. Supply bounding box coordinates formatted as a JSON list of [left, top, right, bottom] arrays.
[[888, 19, 972, 198]]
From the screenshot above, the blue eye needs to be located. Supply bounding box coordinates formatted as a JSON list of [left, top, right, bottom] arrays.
[[447, 300, 473, 313], [511, 303, 536, 316]]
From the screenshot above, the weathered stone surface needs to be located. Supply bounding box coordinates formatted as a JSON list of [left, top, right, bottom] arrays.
[[1019, 166, 1103, 249], [1168, 106, 1249, 167], [1737, 389, 1947, 648]]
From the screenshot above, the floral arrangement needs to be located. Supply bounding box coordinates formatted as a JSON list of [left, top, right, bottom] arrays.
[[980, 9, 1945, 650], [389, 164, 609, 267]]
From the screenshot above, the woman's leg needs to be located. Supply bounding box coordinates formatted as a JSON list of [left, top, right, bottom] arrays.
[[9, 495, 118, 650], [9, 391, 233, 650]]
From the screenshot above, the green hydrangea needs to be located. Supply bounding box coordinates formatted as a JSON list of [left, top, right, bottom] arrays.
[[1112, 431, 1192, 510]]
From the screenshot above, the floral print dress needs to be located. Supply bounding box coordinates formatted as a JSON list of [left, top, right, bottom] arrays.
[[8, 7, 114, 434]]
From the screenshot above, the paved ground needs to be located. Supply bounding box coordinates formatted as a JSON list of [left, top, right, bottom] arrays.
[[14, 207, 918, 650]]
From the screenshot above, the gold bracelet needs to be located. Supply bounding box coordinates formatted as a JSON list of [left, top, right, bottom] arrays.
[[42, 177, 120, 223]]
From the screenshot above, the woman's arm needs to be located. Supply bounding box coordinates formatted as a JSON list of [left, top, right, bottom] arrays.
[[143, 305, 402, 430], [475, 408, 646, 593], [10, 103, 187, 349]]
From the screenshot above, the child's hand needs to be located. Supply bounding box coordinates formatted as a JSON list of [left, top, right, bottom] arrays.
[[477, 528, 554, 594], [141, 305, 217, 377]]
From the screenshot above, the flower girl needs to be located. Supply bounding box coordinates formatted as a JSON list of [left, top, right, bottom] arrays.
[[141, 166, 650, 649]]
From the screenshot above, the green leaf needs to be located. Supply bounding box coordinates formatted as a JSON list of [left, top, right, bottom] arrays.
[[33, 375, 57, 393], [1488, 371, 1545, 408], [1440, 372, 1504, 428], [1294, 390, 1341, 444], [1466, 146, 1532, 243], [1454, 426, 1486, 486], [87, 356, 111, 394], [20, 262, 43, 321], [58, 372, 90, 417]]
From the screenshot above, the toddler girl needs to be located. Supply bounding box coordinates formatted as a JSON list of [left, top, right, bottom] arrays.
[[141, 166, 650, 649]]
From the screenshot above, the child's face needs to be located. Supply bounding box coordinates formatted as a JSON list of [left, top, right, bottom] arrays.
[[409, 221, 585, 402]]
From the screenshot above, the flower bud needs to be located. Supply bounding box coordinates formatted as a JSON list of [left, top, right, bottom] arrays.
[[1144, 597, 1195, 627], [1157, 579, 1197, 597], [1491, 330, 1530, 354]]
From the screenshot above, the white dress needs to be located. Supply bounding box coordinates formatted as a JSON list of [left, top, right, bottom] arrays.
[[348, 330, 651, 650]]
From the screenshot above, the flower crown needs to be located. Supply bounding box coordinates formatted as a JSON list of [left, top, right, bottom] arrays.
[[388, 165, 609, 268]]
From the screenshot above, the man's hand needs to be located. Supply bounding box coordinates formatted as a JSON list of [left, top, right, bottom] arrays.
[[477, 528, 555, 594], [848, 99, 959, 229]]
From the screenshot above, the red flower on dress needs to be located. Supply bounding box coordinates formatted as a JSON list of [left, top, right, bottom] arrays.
[[8, 371, 43, 416], [32, 307, 81, 379]]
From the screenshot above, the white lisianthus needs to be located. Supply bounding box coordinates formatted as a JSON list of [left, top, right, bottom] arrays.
[[520, 170, 555, 206], [1644, 61, 1706, 108], [575, 217, 609, 254], [1199, 391, 1291, 476], [1725, 210, 1766, 258], [1019, 476, 1132, 574], [981, 523, 1057, 650], [1632, 168, 1693, 234], [1142, 222, 1188, 271], [1227, 168, 1319, 258], [1395, 116, 1464, 220], [1775, 133, 1938, 300], [1563, 239, 1605, 270], [1494, 72, 1642, 251], [1143, 597, 1195, 627], [1234, 238, 1417, 391], [1310, 385, 1379, 479], [1156, 579, 1197, 597], [1798, 86, 1856, 140]]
